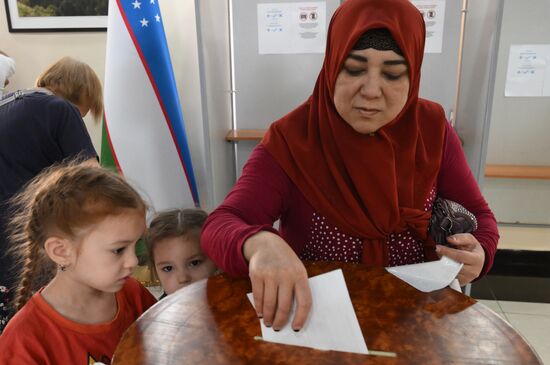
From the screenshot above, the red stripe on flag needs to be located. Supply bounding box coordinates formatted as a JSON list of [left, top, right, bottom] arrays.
[[102, 113, 124, 176]]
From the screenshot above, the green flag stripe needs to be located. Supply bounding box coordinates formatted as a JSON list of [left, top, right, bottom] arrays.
[[100, 119, 117, 171]]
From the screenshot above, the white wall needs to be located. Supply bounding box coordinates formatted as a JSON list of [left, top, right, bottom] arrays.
[[196, 0, 235, 207], [482, 0, 550, 225], [456, 0, 502, 181]]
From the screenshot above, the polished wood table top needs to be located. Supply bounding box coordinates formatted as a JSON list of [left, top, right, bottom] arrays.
[[113, 262, 542, 364]]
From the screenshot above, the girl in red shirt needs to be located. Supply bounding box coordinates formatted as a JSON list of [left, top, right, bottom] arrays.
[[0, 163, 157, 365]]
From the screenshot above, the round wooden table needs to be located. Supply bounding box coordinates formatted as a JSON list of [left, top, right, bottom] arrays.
[[113, 262, 542, 364]]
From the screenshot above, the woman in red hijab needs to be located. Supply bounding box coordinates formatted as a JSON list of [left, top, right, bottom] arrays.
[[201, 0, 498, 332]]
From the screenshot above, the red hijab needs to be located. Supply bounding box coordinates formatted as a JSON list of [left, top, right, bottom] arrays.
[[262, 0, 447, 266]]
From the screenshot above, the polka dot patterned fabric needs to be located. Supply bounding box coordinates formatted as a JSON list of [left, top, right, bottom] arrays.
[[300, 187, 437, 266], [0, 286, 10, 333]]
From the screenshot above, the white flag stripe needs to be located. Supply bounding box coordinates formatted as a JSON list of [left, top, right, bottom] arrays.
[[104, 0, 193, 212]]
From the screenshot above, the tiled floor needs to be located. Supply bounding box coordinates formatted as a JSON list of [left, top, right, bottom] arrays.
[[477, 299, 550, 364]]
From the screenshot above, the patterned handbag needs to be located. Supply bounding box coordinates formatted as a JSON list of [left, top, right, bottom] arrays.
[[428, 197, 478, 245]]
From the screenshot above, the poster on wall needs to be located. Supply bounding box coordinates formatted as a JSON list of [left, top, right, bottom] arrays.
[[257, 2, 326, 55], [505, 44, 550, 97], [4, 0, 107, 32], [411, 0, 446, 54]]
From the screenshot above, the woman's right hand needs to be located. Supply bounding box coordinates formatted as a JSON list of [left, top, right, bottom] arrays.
[[243, 231, 312, 331]]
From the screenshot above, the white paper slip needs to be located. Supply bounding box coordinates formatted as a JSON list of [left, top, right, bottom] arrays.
[[386, 256, 463, 292], [247, 269, 368, 355]]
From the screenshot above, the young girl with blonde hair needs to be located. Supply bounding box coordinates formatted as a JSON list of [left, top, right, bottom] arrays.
[[0, 163, 156, 364]]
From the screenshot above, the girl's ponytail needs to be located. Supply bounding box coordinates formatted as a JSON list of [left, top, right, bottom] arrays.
[[8, 179, 57, 310], [12, 240, 41, 310]]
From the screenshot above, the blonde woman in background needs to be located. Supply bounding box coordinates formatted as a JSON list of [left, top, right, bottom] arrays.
[[0, 57, 103, 332]]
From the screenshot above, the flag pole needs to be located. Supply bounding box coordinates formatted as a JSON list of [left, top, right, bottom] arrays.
[[228, 0, 239, 182], [450, 0, 469, 128]]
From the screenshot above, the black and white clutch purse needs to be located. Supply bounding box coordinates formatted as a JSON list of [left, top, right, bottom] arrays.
[[428, 197, 478, 245]]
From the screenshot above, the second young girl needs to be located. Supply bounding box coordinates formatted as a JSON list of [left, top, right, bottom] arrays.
[[0, 163, 157, 364], [146, 209, 218, 298]]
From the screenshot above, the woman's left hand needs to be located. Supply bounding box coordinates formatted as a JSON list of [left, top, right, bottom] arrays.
[[435, 233, 486, 285]]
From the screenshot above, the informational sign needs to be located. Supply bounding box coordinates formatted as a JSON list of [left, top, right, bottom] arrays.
[[505, 44, 550, 97], [411, 0, 446, 54], [257, 2, 326, 55]]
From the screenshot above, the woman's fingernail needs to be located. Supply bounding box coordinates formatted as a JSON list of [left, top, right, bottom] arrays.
[[293, 329, 300, 332], [274, 328, 280, 332], [435, 245, 441, 252], [258, 315, 263, 319]]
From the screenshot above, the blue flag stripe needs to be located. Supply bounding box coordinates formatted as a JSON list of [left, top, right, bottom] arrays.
[[116, 0, 200, 206]]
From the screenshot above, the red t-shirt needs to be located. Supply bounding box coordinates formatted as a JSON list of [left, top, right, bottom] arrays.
[[0, 278, 156, 365]]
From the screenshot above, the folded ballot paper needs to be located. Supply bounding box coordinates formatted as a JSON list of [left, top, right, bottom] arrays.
[[386, 256, 463, 292], [247, 269, 368, 354]]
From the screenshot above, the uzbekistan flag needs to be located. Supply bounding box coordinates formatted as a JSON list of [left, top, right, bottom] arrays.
[[102, 0, 199, 210]]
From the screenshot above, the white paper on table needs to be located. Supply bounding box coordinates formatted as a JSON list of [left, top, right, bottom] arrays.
[[386, 256, 463, 292], [247, 269, 368, 355]]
